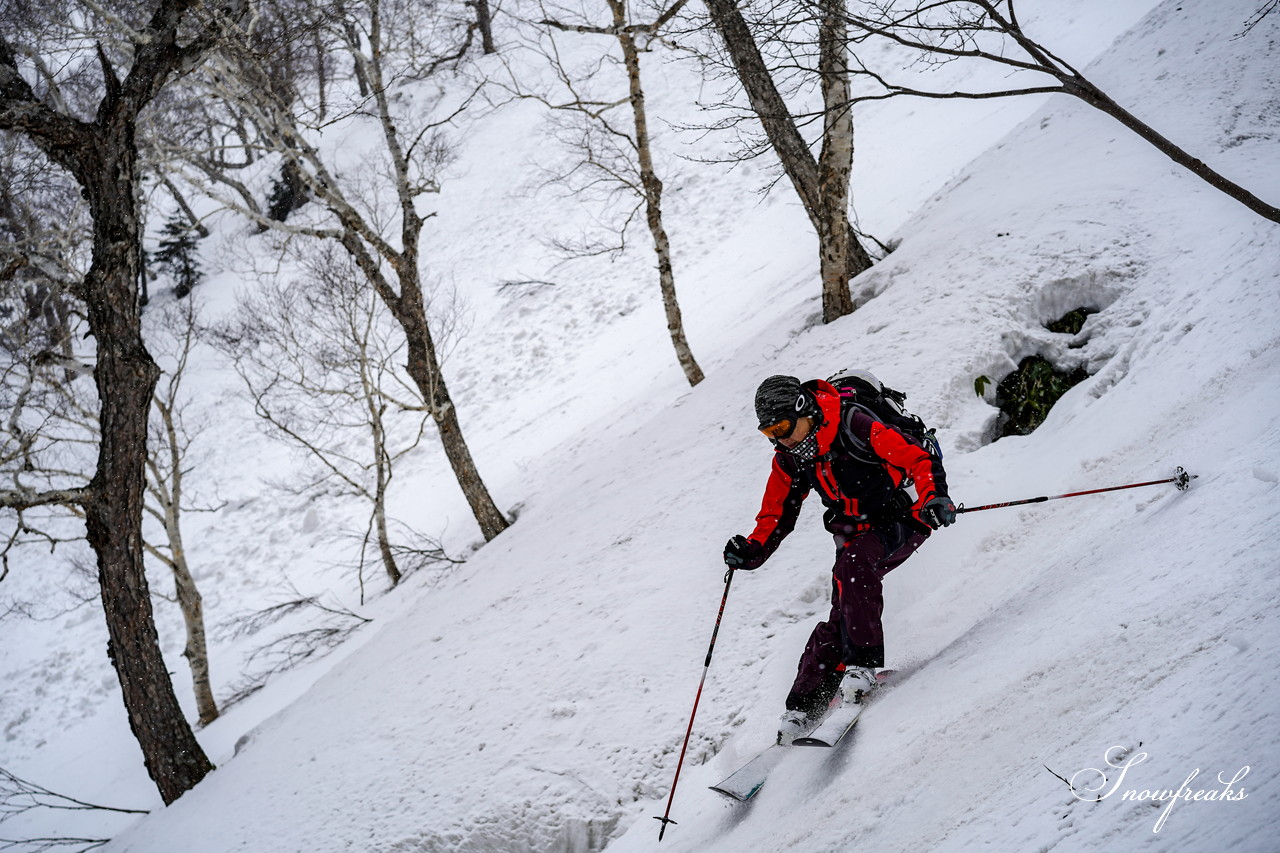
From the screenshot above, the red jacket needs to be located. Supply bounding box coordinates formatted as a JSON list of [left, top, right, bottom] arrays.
[[748, 380, 947, 559]]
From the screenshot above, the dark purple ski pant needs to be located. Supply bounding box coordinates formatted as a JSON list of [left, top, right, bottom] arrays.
[[786, 520, 928, 709]]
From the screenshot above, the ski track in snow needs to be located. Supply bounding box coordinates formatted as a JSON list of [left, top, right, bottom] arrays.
[[2, 0, 1277, 851]]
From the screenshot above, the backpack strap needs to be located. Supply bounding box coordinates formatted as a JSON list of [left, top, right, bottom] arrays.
[[836, 397, 883, 464]]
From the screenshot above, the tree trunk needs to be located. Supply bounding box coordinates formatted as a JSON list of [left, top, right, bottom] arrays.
[[320, 178, 509, 547], [613, 4, 705, 386], [429, 385, 507, 540], [340, 7, 509, 544], [169, 537, 219, 727], [388, 264, 509, 542], [475, 0, 496, 54], [152, 394, 220, 727], [367, 394, 402, 586], [339, 229, 509, 544], [703, 0, 873, 319], [816, 0, 855, 322], [79, 127, 214, 804], [373, 470, 400, 585]]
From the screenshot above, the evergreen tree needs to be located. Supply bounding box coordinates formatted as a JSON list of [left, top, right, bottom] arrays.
[[266, 161, 308, 222], [153, 212, 202, 299]]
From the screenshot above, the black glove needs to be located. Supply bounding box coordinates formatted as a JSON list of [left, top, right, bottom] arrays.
[[920, 495, 957, 529], [723, 535, 766, 570]]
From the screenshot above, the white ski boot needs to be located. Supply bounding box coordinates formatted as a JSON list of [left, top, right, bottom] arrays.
[[839, 666, 878, 704], [776, 709, 818, 745]]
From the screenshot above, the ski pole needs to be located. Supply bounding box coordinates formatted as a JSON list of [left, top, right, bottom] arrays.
[[956, 466, 1196, 515], [654, 567, 736, 841]]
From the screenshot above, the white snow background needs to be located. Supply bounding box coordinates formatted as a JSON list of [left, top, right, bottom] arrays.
[[2, 0, 1278, 851]]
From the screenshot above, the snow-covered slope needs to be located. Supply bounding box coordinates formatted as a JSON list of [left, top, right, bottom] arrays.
[[2, 0, 1276, 851]]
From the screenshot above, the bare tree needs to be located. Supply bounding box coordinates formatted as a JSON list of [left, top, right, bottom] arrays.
[[840, 0, 1280, 224], [531, 0, 705, 386], [0, 0, 248, 804], [172, 0, 511, 541], [700, 0, 875, 321], [209, 246, 434, 592], [143, 298, 221, 727]]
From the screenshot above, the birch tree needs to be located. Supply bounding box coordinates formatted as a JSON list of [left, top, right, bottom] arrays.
[[532, 0, 705, 386], [143, 298, 221, 727], [173, 0, 511, 540], [701, 0, 875, 321]]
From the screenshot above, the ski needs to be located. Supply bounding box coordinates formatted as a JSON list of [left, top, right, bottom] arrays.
[[792, 669, 895, 747], [709, 670, 897, 800], [791, 699, 865, 747], [709, 744, 786, 802]]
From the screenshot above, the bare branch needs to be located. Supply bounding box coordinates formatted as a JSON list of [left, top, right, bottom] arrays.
[[1235, 0, 1278, 37], [0, 487, 90, 510], [0, 765, 149, 821]]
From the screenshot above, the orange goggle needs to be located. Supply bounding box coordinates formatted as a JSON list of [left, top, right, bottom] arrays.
[[759, 418, 798, 440]]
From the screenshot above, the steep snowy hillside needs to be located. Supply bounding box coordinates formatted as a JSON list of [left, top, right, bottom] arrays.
[[2, 0, 1275, 851], [604, 2, 1280, 850]]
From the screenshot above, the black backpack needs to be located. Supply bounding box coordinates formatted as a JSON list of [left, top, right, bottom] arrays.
[[824, 369, 941, 463]]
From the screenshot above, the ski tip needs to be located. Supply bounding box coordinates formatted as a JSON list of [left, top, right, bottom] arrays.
[[709, 785, 754, 802], [711, 779, 767, 802]]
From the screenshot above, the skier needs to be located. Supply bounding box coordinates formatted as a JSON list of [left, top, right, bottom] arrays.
[[723, 373, 956, 744]]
